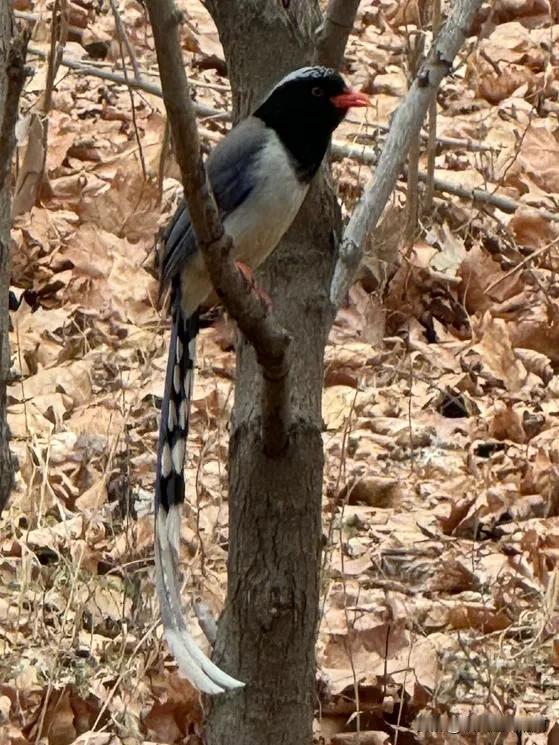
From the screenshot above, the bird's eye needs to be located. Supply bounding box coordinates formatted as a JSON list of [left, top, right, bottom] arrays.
[[311, 86, 324, 97]]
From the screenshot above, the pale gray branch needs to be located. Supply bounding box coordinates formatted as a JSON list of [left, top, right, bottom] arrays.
[[425, 0, 442, 210], [329, 0, 484, 307], [364, 123, 499, 152], [331, 142, 559, 222], [27, 47, 498, 156]]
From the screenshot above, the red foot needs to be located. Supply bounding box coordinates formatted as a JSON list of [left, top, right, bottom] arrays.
[[235, 261, 256, 287], [235, 261, 273, 312]]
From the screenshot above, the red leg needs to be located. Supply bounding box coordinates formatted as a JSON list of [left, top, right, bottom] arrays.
[[235, 261, 273, 312], [235, 261, 256, 287]]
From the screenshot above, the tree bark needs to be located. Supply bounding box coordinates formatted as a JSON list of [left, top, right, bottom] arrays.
[[204, 3, 340, 743], [0, 5, 18, 511], [205, 2, 321, 121], [314, 0, 361, 69]]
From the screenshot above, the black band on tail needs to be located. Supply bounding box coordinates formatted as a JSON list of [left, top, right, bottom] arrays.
[[156, 298, 198, 513], [154, 291, 244, 694]]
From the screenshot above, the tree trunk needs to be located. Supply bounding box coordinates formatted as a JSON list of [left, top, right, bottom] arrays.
[[204, 3, 341, 744], [0, 4, 16, 511]]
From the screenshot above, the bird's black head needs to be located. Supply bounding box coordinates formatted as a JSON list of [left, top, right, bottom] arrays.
[[254, 66, 369, 182]]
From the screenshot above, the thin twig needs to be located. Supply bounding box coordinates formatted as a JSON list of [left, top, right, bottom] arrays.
[[108, 0, 141, 79], [36, 0, 68, 200], [406, 134, 421, 244], [421, 131, 495, 153], [145, 0, 291, 455], [338, 500, 362, 740], [14, 9, 84, 40], [405, 32, 425, 246], [13, 10, 40, 23], [484, 236, 559, 294], [349, 121, 500, 153], [330, 0, 485, 307], [27, 46, 499, 157], [26, 45, 228, 121], [424, 0, 442, 210], [314, 0, 360, 69], [417, 170, 559, 222], [42, 0, 66, 115], [109, 0, 146, 178]]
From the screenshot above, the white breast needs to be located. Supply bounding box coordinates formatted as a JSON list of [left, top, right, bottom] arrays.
[[224, 131, 308, 267], [180, 131, 308, 316]]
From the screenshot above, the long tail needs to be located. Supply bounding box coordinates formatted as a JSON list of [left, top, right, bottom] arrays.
[[154, 295, 244, 695]]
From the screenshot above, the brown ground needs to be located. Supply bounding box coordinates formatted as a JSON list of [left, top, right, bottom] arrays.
[[2, 0, 559, 743]]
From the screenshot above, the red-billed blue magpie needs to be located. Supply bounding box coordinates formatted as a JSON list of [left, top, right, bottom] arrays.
[[155, 66, 368, 694]]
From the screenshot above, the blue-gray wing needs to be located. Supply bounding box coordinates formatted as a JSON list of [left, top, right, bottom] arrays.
[[161, 117, 268, 288]]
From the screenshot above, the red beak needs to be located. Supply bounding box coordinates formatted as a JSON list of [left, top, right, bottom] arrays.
[[330, 88, 370, 110]]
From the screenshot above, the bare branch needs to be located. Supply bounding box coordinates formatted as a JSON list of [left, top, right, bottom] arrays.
[[314, 0, 360, 69], [331, 141, 559, 223], [330, 0, 484, 307], [424, 0, 442, 211], [404, 32, 426, 246], [26, 0, 69, 208], [44, 0, 69, 114], [108, 0, 146, 178], [27, 45, 228, 121], [341, 122, 499, 153], [0, 26, 30, 190], [108, 0, 141, 80]]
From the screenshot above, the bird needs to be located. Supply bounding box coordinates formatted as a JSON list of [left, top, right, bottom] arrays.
[[154, 65, 369, 695]]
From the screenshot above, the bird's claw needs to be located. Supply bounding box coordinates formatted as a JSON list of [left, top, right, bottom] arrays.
[[235, 260, 256, 287], [235, 261, 273, 312]]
